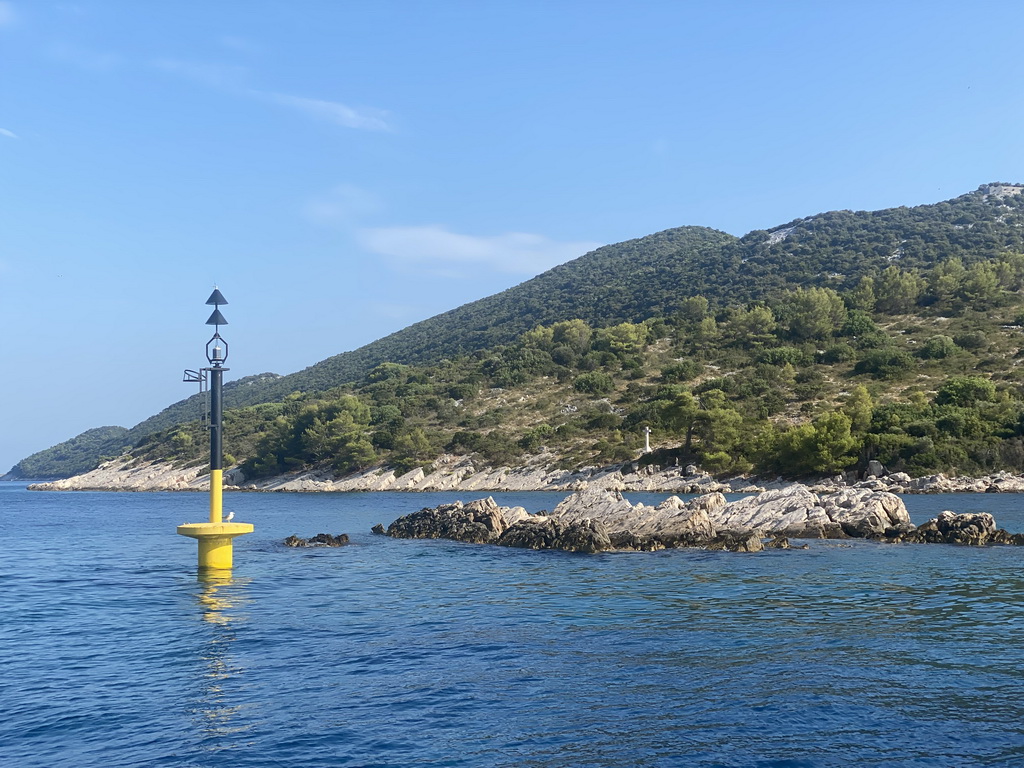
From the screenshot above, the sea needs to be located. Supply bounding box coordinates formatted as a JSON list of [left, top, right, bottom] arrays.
[[2, 483, 1023, 768]]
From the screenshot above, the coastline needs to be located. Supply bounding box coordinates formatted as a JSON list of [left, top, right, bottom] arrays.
[[26, 453, 1024, 495]]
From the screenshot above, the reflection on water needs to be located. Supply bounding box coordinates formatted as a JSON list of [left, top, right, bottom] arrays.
[[192, 572, 254, 746]]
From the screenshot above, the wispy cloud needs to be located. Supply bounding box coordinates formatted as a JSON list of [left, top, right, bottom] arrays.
[[0, 2, 15, 26], [0, 128, 17, 139], [152, 58, 392, 133], [152, 58, 247, 89], [260, 91, 392, 132], [304, 184, 383, 226], [219, 35, 258, 54], [358, 225, 602, 276], [47, 42, 120, 71]]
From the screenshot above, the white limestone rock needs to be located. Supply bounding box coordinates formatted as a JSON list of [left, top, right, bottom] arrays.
[[819, 488, 910, 536]]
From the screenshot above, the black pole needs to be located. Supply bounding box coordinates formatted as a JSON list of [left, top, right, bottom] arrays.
[[210, 364, 223, 471]]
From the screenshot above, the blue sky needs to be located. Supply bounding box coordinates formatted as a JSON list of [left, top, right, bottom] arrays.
[[2, 0, 1024, 472]]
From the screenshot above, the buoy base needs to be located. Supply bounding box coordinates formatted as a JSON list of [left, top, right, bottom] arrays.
[[177, 522, 254, 569]]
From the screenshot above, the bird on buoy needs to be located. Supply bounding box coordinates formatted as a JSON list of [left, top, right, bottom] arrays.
[[225, 511, 235, 522]]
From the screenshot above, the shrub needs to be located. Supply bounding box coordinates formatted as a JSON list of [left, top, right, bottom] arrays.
[[919, 335, 958, 360], [820, 343, 856, 363], [662, 359, 703, 382], [574, 372, 615, 395], [854, 348, 916, 379], [758, 346, 808, 366]]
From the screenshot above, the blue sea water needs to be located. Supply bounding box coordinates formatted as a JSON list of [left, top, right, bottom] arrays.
[[2, 484, 1024, 768]]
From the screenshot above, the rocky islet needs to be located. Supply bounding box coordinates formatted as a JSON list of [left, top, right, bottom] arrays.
[[376, 486, 1023, 553]]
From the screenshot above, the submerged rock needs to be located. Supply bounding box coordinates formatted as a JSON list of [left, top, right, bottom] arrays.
[[705, 531, 764, 553], [284, 533, 350, 547]]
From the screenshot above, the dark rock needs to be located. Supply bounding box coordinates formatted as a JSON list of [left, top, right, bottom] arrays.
[[766, 536, 790, 549], [371, 523, 385, 535], [386, 498, 509, 544], [988, 529, 1024, 545], [903, 511, 997, 545], [284, 533, 350, 547], [608, 531, 665, 551], [705, 531, 764, 552], [497, 517, 612, 553]]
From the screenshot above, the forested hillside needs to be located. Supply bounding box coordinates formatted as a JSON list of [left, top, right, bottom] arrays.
[[14, 183, 1024, 480], [6, 426, 130, 479]]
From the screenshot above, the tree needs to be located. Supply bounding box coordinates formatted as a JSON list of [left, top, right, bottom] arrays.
[[727, 305, 776, 346], [843, 385, 873, 434], [551, 319, 592, 353], [663, 391, 700, 452], [935, 376, 996, 407], [595, 322, 649, 359], [779, 287, 847, 340], [845, 276, 876, 312], [392, 427, 434, 468], [770, 413, 858, 476], [810, 412, 859, 473], [874, 266, 924, 314], [677, 295, 709, 323]]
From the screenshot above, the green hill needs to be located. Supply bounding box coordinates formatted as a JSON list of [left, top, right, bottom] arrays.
[[4, 426, 130, 480], [16, 182, 1024, 479]]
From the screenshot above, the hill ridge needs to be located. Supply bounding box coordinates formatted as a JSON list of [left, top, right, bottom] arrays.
[[11, 182, 1024, 478]]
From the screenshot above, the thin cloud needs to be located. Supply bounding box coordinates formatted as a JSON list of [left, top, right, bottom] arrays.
[[152, 58, 391, 133], [358, 225, 602, 276], [0, 2, 14, 26], [219, 35, 258, 53], [152, 58, 247, 90], [47, 42, 120, 71], [261, 92, 392, 132], [304, 184, 383, 226], [0, 128, 17, 139]]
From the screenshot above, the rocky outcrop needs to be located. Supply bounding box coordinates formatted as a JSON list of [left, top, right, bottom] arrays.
[[557, 485, 912, 540], [497, 517, 613, 553], [881, 511, 1024, 546], [551, 489, 722, 544], [284, 533, 350, 547], [380, 486, 915, 553], [384, 497, 529, 544], [712, 486, 843, 538], [819, 488, 910, 537]]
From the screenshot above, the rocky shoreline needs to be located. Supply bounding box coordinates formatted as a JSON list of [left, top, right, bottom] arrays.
[[376, 487, 1024, 553], [26, 452, 1024, 495]]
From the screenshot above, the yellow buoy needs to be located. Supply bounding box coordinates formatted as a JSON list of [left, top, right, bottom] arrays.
[[177, 522, 254, 569], [177, 291, 253, 570]]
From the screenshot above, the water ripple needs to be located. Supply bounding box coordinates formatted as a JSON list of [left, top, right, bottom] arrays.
[[3, 488, 1024, 766]]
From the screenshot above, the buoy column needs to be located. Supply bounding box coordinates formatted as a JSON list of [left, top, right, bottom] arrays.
[[177, 289, 253, 569]]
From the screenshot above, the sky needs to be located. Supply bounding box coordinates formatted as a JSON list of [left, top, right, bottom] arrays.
[[3, 0, 1024, 472]]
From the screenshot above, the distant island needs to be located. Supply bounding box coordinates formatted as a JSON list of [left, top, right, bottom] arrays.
[[13, 182, 1024, 489]]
